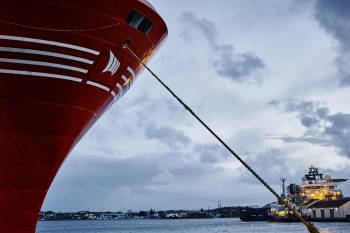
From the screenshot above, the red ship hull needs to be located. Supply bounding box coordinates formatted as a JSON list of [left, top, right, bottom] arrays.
[[0, 1, 167, 232]]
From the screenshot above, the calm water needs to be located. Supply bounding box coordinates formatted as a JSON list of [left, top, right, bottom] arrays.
[[36, 218, 350, 233]]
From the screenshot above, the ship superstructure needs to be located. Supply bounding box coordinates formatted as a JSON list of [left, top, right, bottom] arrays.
[[289, 166, 346, 204], [0, 1, 167, 232], [269, 167, 348, 221]]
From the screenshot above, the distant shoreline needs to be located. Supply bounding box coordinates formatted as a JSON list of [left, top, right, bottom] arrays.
[[39, 206, 242, 221]]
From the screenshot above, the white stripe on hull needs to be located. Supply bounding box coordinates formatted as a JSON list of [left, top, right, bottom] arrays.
[[0, 47, 94, 64], [116, 83, 124, 97], [126, 67, 135, 86], [102, 51, 120, 76], [111, 91, 117, 99], [0, 58, 88, 73], [121, 75, 128, 82], [0, 69, 82, 82], [127, 67, 136, 79], [86, 81, 110, 92], [0, 35, 140, 101], [0, 35, 100, 55]]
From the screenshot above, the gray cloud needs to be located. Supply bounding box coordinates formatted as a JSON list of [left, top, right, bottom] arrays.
[[314, 0, 350, 46], [313, 0, 350, 85], [325, 113, 350, 156], [180, 11, 265, 83], [238, 149, 296, 186], [194, 144, 227, 163], [44, 149, 239, 211], [271, 100, 350, 157], [145, 123, 191, 149]]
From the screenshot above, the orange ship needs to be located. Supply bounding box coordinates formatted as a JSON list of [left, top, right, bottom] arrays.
[[0, 1, 167, 232]]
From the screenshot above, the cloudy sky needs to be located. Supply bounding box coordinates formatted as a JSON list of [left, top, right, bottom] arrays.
[[43, 0, 350, 212]]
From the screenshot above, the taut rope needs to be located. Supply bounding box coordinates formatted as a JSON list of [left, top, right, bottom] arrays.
[[123, 43, 320, 233]]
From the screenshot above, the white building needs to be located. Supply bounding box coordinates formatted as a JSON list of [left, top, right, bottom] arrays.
[[307, 199, 350, 220]]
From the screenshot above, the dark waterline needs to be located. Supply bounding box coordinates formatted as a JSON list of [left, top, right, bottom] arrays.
[[36, 218, 350, 233]]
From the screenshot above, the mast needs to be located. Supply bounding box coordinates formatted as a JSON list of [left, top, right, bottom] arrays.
[[281, 178, 287, 198]]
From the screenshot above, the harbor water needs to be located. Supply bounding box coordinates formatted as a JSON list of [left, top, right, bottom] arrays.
[[36, 218, 350, 233]]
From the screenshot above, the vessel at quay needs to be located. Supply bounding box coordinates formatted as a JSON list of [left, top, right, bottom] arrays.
[[239, 206, 270, 221], [240, 167, 349, 222], [0, 1, 167, 232], [268, 167, 348, 222]]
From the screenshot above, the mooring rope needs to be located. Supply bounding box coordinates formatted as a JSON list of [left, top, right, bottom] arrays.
[[123, 43, 320, 233]]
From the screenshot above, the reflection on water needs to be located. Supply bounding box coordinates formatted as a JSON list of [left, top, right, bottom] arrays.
[[36, 218, 350, 233]]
